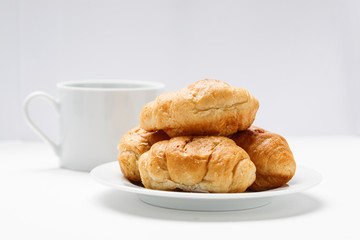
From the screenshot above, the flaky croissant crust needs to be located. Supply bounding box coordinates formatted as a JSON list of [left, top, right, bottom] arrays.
[[117, 126, 169, 181], [230, 126, 296, 191], [140, 79, 259, 137], [138, 136, 256, 193]]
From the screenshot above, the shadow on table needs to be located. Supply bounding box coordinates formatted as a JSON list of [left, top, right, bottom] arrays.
[[96, 190, 325, 222]]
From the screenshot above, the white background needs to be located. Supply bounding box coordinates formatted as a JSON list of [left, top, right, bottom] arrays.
[[1, 0, 360, 140], [1, 2, 360, 239]]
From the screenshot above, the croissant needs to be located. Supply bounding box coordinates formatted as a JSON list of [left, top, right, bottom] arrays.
[[117, 126, 169, 181], [230, 126, 296, 191], [138, 136, 256, 193], [140, 79, 259, 137]]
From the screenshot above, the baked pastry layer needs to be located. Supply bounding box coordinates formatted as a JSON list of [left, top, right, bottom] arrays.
[[230, 126, 296, 191], [140, 79, 259, 137], [117, 126, 169, 181], [138, 136, 256, 193]]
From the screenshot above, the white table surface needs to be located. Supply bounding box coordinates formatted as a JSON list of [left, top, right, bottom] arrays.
[[1, 137, 359, 240]]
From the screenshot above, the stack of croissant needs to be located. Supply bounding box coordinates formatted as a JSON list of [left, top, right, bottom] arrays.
[[118, 79, 296, 193]]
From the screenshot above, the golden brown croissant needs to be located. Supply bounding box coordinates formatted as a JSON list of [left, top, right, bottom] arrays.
[[117, 126, 169, 181], [138, 136, 256, 193], [140, 79, 259, 137], [230, 126, 296, 191]]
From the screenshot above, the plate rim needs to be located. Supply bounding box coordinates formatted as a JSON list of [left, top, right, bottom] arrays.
[[91, 161, 322, 200]]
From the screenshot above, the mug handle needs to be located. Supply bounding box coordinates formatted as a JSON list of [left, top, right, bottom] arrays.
[[23, 91, 61, 156]]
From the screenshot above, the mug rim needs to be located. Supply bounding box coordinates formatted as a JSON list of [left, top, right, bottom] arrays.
[[56, 80, 165, 91]]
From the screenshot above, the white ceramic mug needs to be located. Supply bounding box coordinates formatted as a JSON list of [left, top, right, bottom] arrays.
[[23, 80, 164, 171]]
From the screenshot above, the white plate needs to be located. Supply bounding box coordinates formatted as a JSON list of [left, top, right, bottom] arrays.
[[91, 162, 321, 211]]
